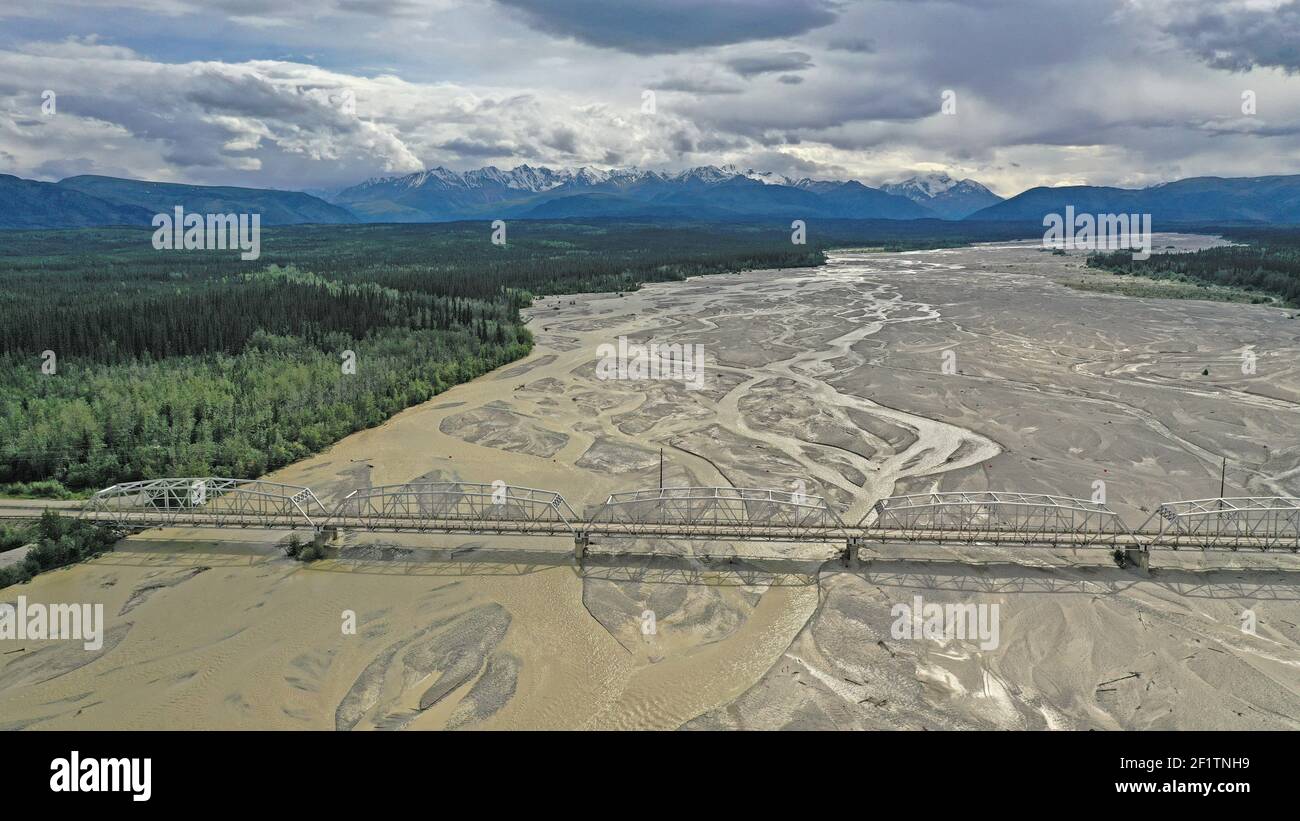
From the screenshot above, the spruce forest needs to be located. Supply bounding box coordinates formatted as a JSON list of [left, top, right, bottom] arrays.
[[1, 220, 830, 494]]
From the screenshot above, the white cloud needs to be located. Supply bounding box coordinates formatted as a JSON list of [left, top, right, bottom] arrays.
[[0, 1, 1298, 194]]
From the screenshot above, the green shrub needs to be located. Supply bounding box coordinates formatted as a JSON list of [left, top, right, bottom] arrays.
[[0, 523, 32, 553], [0, 480, 77, 500], [0, 563, 34, 588], [283, 533, 329, 562], [0, 512, 118, 589]]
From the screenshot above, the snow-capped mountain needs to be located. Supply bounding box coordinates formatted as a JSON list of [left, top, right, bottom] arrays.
[[884, 172, 966, 199], [689, 165, 796, 186], [332, 163, 945, 222], [881, 173, 1003, 219]]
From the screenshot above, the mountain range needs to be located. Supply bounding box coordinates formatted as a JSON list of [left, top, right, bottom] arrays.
[[330, 165, 989, 222], [970, 175, 1300, 224], [0, 174, 356, 229], [3, 165, 1300, 230]]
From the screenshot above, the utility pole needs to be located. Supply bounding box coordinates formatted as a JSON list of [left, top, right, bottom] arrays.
[[1219, 457, 1227, 502], [659, 448, 664, 489]]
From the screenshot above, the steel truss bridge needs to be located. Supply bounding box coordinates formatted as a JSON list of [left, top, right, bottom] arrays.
[[1, 478, 1294, 569]]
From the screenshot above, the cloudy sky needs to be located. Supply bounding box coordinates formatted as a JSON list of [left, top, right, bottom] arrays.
[[1, 0, 1298, 196]]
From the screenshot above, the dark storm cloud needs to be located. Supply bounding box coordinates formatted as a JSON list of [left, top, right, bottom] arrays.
[[670, 130, 695, 153], [334, 0, 422, 15], [726, 51, 813, 78], [438, 136, 519, 156], [492, 0, 838, 54], [545, 126, 580, 153], [1161, 1, 1300, 73], [683, 76, 939, 138], [1197, 116, 1300, 138], [32, 156, 105, 178], [827, 37, 875, 53], [182, 69, 325, 120], [650, 75, 743, 95]]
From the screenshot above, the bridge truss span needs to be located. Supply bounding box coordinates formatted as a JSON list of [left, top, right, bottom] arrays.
[[1147, 497, 1300, 551], [863, 491, 1136, 548], [54, 478, 1300, 562], [585, 486, 848, 542], [325, 482, 579, 535], [80, 478, 329, 529]]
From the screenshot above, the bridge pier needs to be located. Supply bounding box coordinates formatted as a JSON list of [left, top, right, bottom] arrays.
[[1123, 544, 1150, 573], [842, 537, 865, 569], [574, 532, 589, 565]]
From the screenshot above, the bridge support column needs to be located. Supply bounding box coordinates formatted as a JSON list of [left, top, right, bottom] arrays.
[[842, 537, 865, 569], [1123, 545, 1149, 573], [574, 532, 589, 565]]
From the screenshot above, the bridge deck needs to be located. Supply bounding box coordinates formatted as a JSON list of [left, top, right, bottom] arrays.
[[325, 516, 576, 536], [3, 509, 1291, 552], [862, 528, 1145, 547], [3, 484, 1298, 556]]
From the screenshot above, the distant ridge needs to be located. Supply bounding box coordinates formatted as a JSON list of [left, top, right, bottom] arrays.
[[58, 176, 357, 226], [0, 175, 356, 229], [969, 175, 1300, 224], [0, 175, 151, 229]]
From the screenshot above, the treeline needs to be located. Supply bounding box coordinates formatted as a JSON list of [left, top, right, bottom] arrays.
[[0, 218, 1037, 303], [1, 265, 518, 362], [0, 221, 827, 304], [1087, 226, 1300, 306]]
